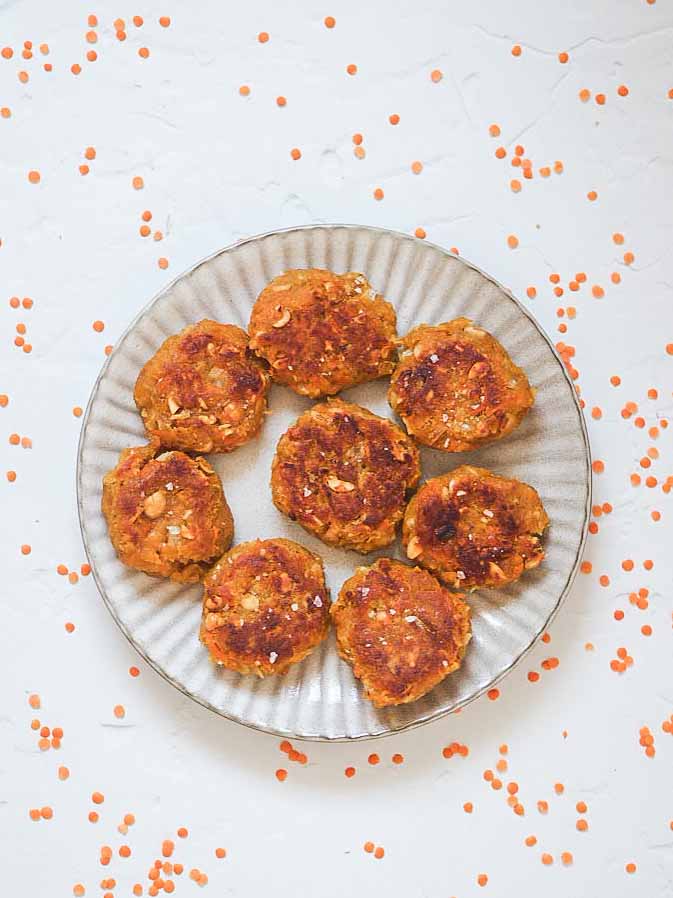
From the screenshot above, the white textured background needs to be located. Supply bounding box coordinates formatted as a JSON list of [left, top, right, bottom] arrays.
[[1, 1, 672, 896]]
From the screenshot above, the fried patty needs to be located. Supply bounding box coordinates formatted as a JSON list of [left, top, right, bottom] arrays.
[[403, 465, 548, 590], [271, 399, 421, 553], [248, 268, 397, 398], [200, 538, 330, 677], [331, 558, 471, 707], [134, 319, 270, 454], [388, 318, 534, 452], [102, 443, 234, 582]]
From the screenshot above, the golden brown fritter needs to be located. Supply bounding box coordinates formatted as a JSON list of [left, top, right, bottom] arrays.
[[388, 318, 534, 452], [200, 538, 330, 677], [331, 558, 471, 707], [134, 320, 270, 454], [403, 465, 549, 591], [102, 443, 233, 582], [248, 268, 397, 398], [271, 399, 421, 553]]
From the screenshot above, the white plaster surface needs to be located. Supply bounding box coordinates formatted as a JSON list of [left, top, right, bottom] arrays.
[[1, 1, 672, 896]]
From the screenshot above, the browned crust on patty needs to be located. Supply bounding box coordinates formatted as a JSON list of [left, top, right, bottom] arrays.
[[200, 538, 330, 677], [134, 319, 270, 453], [102, 443, 234, 582], [248, 269, 397, 398], [403, 465, 549, 591], [388, 318, 534, 452], [271, 399, 421, 553], [331, 558, 471, 707]]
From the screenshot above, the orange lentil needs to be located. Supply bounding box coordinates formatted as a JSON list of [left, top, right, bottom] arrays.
[[626, 863, 636, 874], [140, 225, 151, 237], [290, 148, 302, 161], [88, 811, 99, 822], [158, 258, 169, 270], [487, 688, 500, 701], [511, 44, 522, 56], [554, 160, 564, 173], [344, 766, 356, 777], [489, 124, 501, 137], [257, 31, 269, 43], [138, 47, 150, 59], [389, 113, 400, 125], [414, 227, 426, 239], [430, 69, 443, 82], [392, 753, 404, 764], [618, 84, 629, 97], [364, 841, 374, 853], [368, 753, 380, 765], [630, 474, 641, 486], [579, 88, 591, 102], [177, 827, 188, 838], [92, 791, 104, 804], [477, 873, 488, 886], [495, 147, 506, 159], [643, 559, 653, 570], [7, 470, 16, 482], [40, 725, 50, 737], [276, 95, 287, 107], [153, 230, 163, 241], [18, 70, 29, 82], [576, 818, 588, 831], [68, 572, 79, 584], [592, 460, 605, 473], [275, 768, 287, 781], [346, 63, 357, 75], [496, 759, 507, 772], [129, 666, 140, 677], [624, 251, 634, 264], [113, 704, 125, 719], [132, 176, 144, 190], [528, 671, 540, 682], [569, 280, 579, 291], [595, 93, 606, 105], [614, 610, 624, 620], [510, 179, 522, 192], [1, 107, 11, 118], [506, 235, 519, 249], [162, 840, 174, 857], [120, 845, 131, 858], [558, 51, 569, 63], [71, 63, 81, 74], [159, 17, 171, 27], [411, 160, 423, 174], [79, 165, 90, 176], [324, 16, 336, 28], [641, 625, 652, 636], [587, 190, 598, 201], [611, 271, 621, 284], [28, 170, 41, 184], [21, 543, 31, 555], [541, 853, 553, 865], [591, 407, 602, 419], [374, 847, 385, 859], [526, 287, 537, 299], [373, 187, 384, 200], [463, 802, 473, 813]]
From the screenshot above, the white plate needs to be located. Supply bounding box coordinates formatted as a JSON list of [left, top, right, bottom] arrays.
[[77, 224, 591, 741]]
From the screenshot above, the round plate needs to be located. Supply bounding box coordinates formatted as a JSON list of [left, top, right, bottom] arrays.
[[77, 224, 591, 741]]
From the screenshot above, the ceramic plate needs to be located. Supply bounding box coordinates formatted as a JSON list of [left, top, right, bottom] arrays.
[[77, 224, 591, 741]]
